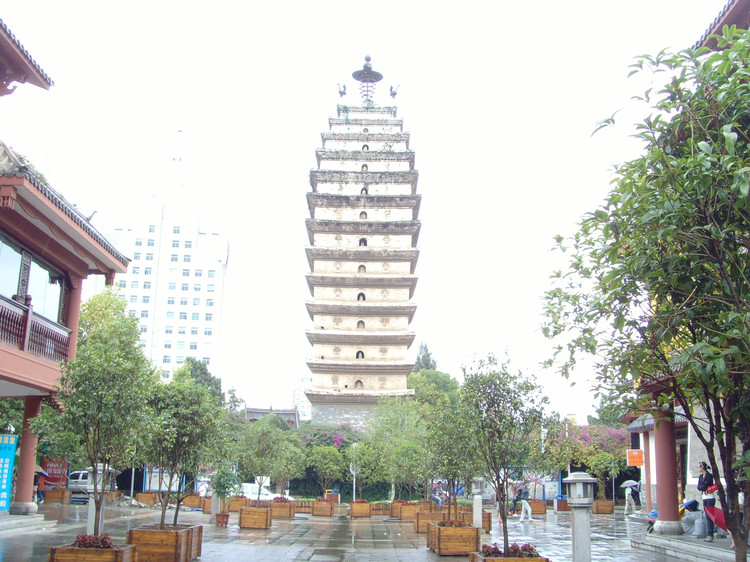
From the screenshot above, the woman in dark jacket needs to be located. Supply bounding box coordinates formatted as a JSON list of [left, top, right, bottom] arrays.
[[697, 461, 715, 542]]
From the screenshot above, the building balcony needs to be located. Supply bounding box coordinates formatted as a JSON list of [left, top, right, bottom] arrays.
[[0, 294, 70, 364]]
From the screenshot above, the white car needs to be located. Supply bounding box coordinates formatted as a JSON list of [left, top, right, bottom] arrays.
[[241, 483, 294, 501]]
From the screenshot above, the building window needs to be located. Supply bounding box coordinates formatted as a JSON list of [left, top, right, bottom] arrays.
[[146, 253, 154, 261], [142, 296, 150, 304], [164, 342, 172, 349], [359, 238, 367, 247], [191, 327, 199, 336], [118, 280, 126, 288], [182, 269, 190, 277], [358, 265, 366, 273], [195, 269, 203, 277], [208, 270, 216, 278], [207, 284, 214, 292], [203, 357, 210, 365], [185, 241, 192, 249], [205, 313, 213, 321], [193, 298, 200, 306], [177, 341, 185, 350], [163, 356, 171, 364], [179, 312, 187, 320], [135, 238, 143, 247], [169, 282, 176, 290], [148, 225, 156, 233], [190, 342, 197, 350], [129, 295, 137, 303], [178, 326, 186, 335], [357, 292, 366, 301], [143, 282, 151, 289], [171, 255, 178, 262], [167, 297, 175, 305], [147, 239, 155, 247], [204, 328, 212, 336], [192, 312, 199, 321], [133, 252, 141, 260], [140, 310, 148, 318], [361, 164, 368, 171], [166, 311, 174, 319], [206, 299, 214, 307], [172, 240, 180, 248], [132, 267, 140, 275], [181, 283, 189, 291], [194, 284, 201, 292], [361, 187, 368, 195], [128, 310, 136, 318], [144, 268, 152, 275], [173, 227, 180, 234], [131, 281, 138, 289], [359, 211, 367, 219], [165, 326, 173, 334], [184, 255, 191, 263], [355, 380, 364, 388], [176, 356, 184, 364], [357, 320, 365, 329], [362, 144, 369, 151], [140, 325, 147, 333], [180, 298, 188, 306], [356, 350, 365, 359]]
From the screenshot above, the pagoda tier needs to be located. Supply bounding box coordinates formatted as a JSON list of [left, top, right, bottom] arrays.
[[306, 331, 416, 346], [305, 301, 418, 321], [306, 194, 421, 219], [309, 171, 419, 194], [305, 247, 419, 273]]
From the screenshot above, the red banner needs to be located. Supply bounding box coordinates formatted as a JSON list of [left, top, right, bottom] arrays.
[[41, 457, 69, 488]]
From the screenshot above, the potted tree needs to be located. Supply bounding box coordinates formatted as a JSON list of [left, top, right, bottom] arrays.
[[210, 468, 240, 527], [48, 533, 138, 561]]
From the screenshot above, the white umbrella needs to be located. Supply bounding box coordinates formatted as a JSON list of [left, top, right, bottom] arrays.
[[620, 480, 638, 488]]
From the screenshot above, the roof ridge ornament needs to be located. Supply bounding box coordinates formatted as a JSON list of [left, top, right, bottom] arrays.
[[352, 55, 383, 105]]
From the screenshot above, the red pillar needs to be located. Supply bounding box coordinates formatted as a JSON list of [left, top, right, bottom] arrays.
[[653, 409, 681, 534], [66, 275, 82, 360], [643, 433, 652, 512], [10, 396, 42, 514]]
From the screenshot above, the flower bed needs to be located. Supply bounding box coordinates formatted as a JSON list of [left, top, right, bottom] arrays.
[[127, 524, 202, 562], [270, 499, 294, 518], [228, 496, 248, 512], [427, 522, 480, 556], [312, 499, 333, 516], [48, 535, 138, 562], [459, 509, 491, 532], [415, 510, 445, 533], [469, 541, 549, 560]]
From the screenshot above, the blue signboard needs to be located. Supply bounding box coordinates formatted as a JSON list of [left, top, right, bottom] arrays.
[[0, 435, 18, 512]]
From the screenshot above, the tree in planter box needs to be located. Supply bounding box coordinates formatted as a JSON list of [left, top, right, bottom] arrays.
[[32, 288, 157, 535], [210, 467, 241, 515], [308, 445, 345, 496], [462, 354, 554, 557], [269, 433, 306, 497]]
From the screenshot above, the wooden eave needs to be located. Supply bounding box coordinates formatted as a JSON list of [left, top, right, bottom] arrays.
[[306, 193, 421, 218], [0, 143, 129, 278], [306, 330, 415, 346], [310, 170, 419, 193], [337, 104, 397, 118], [696, 0, 750, 48], [305, 300, 417, 321], [305, 219, 421, 245], [322, 132, 410, 149], [305, 387, 414, 405], [0, 18, 53, 92], [305, 247, 419, 272], [315, 150, 415, 169], [306, 273, 418, 298], [329, 118, 403, 130], [306, 360, 414, 376]]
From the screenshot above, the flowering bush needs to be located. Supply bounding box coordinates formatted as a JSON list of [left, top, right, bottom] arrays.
[[393, 499, 417, 505], [298, 423, 361, 449], [438, 519, 466, 527], [71, 534, 114, 549], [272, 496, 292, 502], [353, 499, 368, 503], [508, 542, 541, 557], [316, 497, 331, 502]]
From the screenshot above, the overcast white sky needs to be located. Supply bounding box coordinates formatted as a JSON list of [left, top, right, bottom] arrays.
[[1, 1, 729, 421]]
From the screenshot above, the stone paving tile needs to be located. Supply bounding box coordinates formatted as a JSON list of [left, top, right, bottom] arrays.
[[0, 503, 692, 561]]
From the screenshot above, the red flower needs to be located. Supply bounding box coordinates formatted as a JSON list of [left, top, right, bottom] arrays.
[[72, 534, 114, 549]]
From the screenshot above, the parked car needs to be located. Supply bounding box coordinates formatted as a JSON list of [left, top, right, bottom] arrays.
[[241, 483, 294, 501], [69, 470, 95, 493]]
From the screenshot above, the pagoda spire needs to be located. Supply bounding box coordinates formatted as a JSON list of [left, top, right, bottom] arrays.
[[351, 55, 383, 103]]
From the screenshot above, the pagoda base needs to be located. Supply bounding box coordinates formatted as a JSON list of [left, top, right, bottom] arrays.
[[306, 389, 414, 427]]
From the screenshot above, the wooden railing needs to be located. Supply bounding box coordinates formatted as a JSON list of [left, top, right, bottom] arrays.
[[0, 295, 69, 363]]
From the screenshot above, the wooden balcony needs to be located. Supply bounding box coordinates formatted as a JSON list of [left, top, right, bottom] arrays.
[[0, 294, 70, 364]]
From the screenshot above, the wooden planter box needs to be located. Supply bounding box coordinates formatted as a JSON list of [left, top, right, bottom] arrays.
[[202, 496, 212, 514], [127, 524, 202, 562], [398, 504, 422, 521], [239, 507, 272, 529], [390, 503, 404, 518], [136, 492, 159, 506], [555, 498, 570, 512], [592, 499, 614, 514], [45, 489, 72, 504], [228, 497, 248, 512], [460, 510, 491, 533], [215, 512, 229, 527], [469, 553, 550, 562], [350, 502, 371, 517], [371, 503, 387, 515], [427, 524, 480, 556], [48, 544, 138, 561], [415, 510, 445, 532], [312, 501, 333, 516], [528, 500, 547, 515], [270, 501, 294, 518], [292, 500, 312, 514], [181, 494, 203, 509]]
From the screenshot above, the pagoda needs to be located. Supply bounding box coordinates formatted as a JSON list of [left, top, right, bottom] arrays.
[[304, 56, 419, 426]]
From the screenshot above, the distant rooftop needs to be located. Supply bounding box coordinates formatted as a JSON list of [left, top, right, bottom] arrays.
[[0, 18, 53, 93]]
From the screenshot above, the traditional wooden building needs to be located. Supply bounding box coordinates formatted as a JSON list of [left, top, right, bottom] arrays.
[[304, 57, 419, 426], [0, 19, 127, 515]]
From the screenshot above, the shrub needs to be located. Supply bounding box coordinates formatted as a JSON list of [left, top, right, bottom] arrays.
[[72, 534, 114, 549]]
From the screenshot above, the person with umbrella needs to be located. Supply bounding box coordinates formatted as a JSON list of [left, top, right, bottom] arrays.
[[697, 461, 716, 542], [621, 480, 641, 514]]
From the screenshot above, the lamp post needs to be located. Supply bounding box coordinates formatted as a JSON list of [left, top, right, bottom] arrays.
[[563, 472, 596, 562], [349, 442, 359, 503]]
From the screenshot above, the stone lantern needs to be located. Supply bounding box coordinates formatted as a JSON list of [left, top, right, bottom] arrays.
[[563, 472, 597, 562]]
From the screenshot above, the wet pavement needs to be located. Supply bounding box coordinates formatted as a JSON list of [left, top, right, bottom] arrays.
[[0, 502, 691, 561]]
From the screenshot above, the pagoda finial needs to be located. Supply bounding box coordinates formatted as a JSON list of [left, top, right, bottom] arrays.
[[352, 55, 383, 102]]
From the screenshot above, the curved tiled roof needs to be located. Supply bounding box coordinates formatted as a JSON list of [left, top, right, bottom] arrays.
[[0, 18, 53, 87], [0, 140, 128, 267]]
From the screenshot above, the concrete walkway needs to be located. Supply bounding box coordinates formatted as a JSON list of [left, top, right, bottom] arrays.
[[0, 502, 731, 561]]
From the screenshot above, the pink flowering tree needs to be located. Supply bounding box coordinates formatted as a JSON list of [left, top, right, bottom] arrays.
[[569, 424, 629, 499]]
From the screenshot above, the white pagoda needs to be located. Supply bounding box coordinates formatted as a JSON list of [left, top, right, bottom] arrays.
[[304, 56, 420, 426]]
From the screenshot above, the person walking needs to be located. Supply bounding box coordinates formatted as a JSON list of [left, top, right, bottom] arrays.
[[697, 462, 716, 542], [518, 481, 532, 522]]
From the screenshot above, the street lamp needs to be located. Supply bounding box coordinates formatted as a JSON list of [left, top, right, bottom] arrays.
[[563, 472, 596, 562], [349, 442, 359, 503]]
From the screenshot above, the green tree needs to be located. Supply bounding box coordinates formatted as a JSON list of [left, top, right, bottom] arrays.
[[145, 369, 222, 526], [344, 441, 385, 500], [238, 421, 280, 497], [408, 369, 459, 407], [543, 29, 750, 558], [180, 357, 223, 403], [461, 354, 551, 556], [308, 445, 345, 495], [569, 424, 629, 499], [257, 413, 292, 432], [412, 342, 437, 372], [34, 287, 157, 534], [269, 433, 306, 496]]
